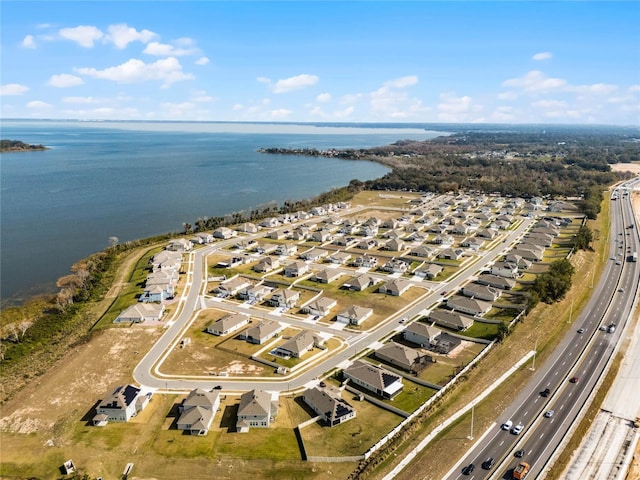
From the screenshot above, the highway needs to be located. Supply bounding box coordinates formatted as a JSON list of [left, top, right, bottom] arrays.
[[133, 200, 538, 394], [445, 182, 640, 480]]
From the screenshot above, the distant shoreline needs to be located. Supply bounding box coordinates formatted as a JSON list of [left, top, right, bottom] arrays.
[[0, 139, 48, 153]]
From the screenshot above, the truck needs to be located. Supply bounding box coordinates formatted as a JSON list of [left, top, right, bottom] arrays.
[[629, 251, 638, 262], [513, 462, 530, 479]]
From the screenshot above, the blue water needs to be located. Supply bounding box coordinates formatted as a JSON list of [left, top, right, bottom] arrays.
[[0, 120, 443, 303]]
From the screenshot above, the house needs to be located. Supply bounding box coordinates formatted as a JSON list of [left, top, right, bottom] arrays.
[[344, 274, 375, 292], [351, 254, 378, 269], [414, 263, 443, 280], [140, 270, 178, 302], [166, 238, 193, 252], [253, 241, 278, 255], [242, 320, 283, 344], [176, 389, 220, 436], [299, 248, 329, 262], [378, 279, 412, 297], [253, 256, 280, 273], [115, 303, 165, 323], [504, 254, 533, 270], [375, 342, 433, 373], [259, 217, 280, 228], [403, 322, 442, 348], [360, 224, 379, 237], [477, 274, 516, 290], [356, 239, 378, 250], [206, 313, 250, 336], [275, 243, 298, 256], [310, 230, 333, 243], [428, 309, 475, 331], [267, 229, 288, 240], [216, 277, 252, 297], [446, 296, 492, 316], [236, 390, 278, 432], [151, 250, 182, 271], [433, 234, 454, 246], [343, 360, 403, 399], [236, 222, 259, 234], [383, 238, 406, 252], [213, 227, 237, 240], [303, 386, 356, 427], [238, 284, 271, 302], [409, 246, 436, 258], [509, 247, 543, 262], [438, 248, 464, 260], [269, 289, 300, 309], [327, 251, 352, 265], [477, 228, 498, 239], [274, 330, 321, 358], [94, 384, 149, 423], [461, 237, 485, 251], [462, 284, 501, 302], [310, 268, 341, 284], [291, 226, 310, 241], [523, 233, 554, 247], [405, 232, 428, 243], [382, 218, 400, 229], [332, 236, 358, 247], [491, 261, 519, 278], [302, 297, 337, 317], [336, 305, 373, 325], [380, 257, 409, 274], [284, 261, 309, 277], [194, 232, 215, 244]]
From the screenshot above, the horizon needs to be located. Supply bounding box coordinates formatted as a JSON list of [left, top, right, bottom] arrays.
[[1, 2, 639, 126]]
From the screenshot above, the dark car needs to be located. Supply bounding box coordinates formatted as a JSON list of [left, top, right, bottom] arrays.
[[541, 387, 551, 397], [515, 449, 525, 458], [482, 458, 496, 470], [462, 463, 475, 475], [212, 385, 222, 390], [570, 376, 579, 383]]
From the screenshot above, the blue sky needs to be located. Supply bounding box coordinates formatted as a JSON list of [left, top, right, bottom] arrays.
[[1, 1, 639, 125]]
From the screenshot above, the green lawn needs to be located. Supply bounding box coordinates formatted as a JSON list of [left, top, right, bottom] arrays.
[[460, 321, 500, 340]]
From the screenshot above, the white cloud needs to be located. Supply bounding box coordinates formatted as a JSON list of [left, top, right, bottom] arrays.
[[27, 100, 52, 109], [629, 85, 640, 93], [384, 75, 419, 88], [257, 76, 271, 84], [48, 73, 84, 88], [59, 25, 104, 48], [106, 24, 157, 49], [271, 74, 318, 94], [62, 96, 106, 104], [571, 83, 618, 95], [498, 91, 518, 101], [437, 93, 483, 122], [316, 92, 331, 103], [192, 94, 215, 103], [0, 83, 29, 96], [143, 40, 198, 57], [333, 106, 355, 118], [502, 70, 567, 93], [196, 57, 210, 66], [309, 106, 327, 118], [532, 99, 568, 109], [75, 57, 193, 87], [270, 108, 293, 119], [532, 52, 552, 61], [340, 93, 363, 104], [22, 35, 36, 49]]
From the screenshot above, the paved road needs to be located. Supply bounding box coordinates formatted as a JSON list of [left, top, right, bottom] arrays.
[[443, 183, 640, 480], [133, 204, 537, 394]]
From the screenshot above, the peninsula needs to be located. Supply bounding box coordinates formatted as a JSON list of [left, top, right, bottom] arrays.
[[0, 139, 47, 152]]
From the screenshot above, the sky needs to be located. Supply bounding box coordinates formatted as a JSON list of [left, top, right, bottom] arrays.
[[1, 1, 639, 125]]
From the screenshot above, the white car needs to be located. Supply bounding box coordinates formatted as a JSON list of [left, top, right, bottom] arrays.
[[511, 423, 524, 435], [501, 420, 513, 431], [544, 410, 554, 418]]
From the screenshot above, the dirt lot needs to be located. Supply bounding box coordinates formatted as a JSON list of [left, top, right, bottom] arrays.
[[610, 163, 640, 175]]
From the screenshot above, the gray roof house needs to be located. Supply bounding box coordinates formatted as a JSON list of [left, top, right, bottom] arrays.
[[298, 248, 328, 261], [269, 289, 300, 309], [216, 277, 252, 296], [94, 385, 149, 424], [242, 320, 284, 344], [274, 330, 321, 358], [446, 296, 492, 316], [206, 312, 250, 336], [303, 386, 356, 427], [491, 261, 519, 278], [414, 263, 443, 280], [336, 305, 374, 325], [344, 274, 376, 291], [403, 322, 443, 347], [462, 284, 501, 302], [313, 268, 344, 284], [302, 297, 338, 318], [284, 261, 310, 277], [253, 256, 280, 273], [343, 360, 403, 399], [428, 309, 475, 331], [236, 390, 278, 432], [378, 279, 412, 296], [477, 274, 517, 290], [115, 303, 165, 324], [177, 388, 220, 436], [374, 342, 433, 373]]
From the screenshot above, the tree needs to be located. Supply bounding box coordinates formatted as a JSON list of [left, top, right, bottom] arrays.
[[108, 236, 119, 248], [575, 225, 593, 250]]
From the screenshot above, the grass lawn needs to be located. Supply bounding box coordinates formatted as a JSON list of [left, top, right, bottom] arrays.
[[384, 381, 437, 413], [416, 342, 487, 385], [350, 191, 422, 209], [460, 321, 500, 340]]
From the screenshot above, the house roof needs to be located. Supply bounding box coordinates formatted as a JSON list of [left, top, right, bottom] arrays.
[[339, 305, 373, 322], [477, 274, 517, 289], [211, 312, 249, 331], [277, 330, 316, 356], [447, 296, 491, 314], [344, 360, 402, 393], [98, 384, 140, 410], [429, 309, 475, 329], [305, 297, 337, 312], [376, 342, 422, 368], [303, 386, 355, 423], [238, 389, 273, 417], [245, 320, 282, 340], [118, 303, 164, 321], [177, 405, 215, 431], [463, 284, 500, 299], [404, 322, 442, 341], [182, 388, 220, 410]]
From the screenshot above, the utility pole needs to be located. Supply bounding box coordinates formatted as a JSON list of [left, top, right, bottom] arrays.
[[468, 404, 475, 440], [531, 339, 537, 371]]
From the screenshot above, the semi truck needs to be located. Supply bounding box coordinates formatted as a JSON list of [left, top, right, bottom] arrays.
[[513, 462, 530, 479]]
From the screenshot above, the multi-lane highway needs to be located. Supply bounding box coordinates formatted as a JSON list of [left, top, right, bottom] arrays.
[[445, 183, 640, 480]]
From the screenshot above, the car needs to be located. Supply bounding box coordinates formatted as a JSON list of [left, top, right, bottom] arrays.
[[544, 410, 554, 418], [400, 317, 408, 324], [616, 261, 622, 265], [511, 423, 524, 435], [319, 381, 326, 388], [212, 385, 222, 390], [599, 325, 607, 331], [619, 287, 625, 293], [577, 328, 585, 334], [541, 388, 551, 397], [482, 457, 496, 470], [502, 420, 513, 430], [441, 291, 447, 295], [608, 324, 616, 333], [570, 376, 579, 383], [515, 449, 526, 458], [462, 463, 475, 475]]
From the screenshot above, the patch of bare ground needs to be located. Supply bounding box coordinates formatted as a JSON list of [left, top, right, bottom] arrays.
[[610, 163, 640, 174]]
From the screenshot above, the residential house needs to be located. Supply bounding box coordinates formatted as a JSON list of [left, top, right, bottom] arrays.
[[462, 284, 501, 302], [115, 303, 165, 323], [176, 388, 220, 436], [438, 248, 464, 260], [409, 246, 436, 258], [504, 254, 532, 270], [414, 263, 443, 280], [380, 257, 409, 274], [382, 218, 399, 229], [477, 228, 498, 239], [166, 238, 193, 252], [298, 248, 329, 262], [405, 232, 428, 243], [151, 250, 182, 271], [291, 226, 310, 241], [375, 342, 433, 373], [259, 217, 280, 228], [343, 360, 403, 399], [274, 330, 321, 358], [269, 289, 300, 309], [327, 251, 352, 265], [194, 232, 215, 244], [477, 274, 516, 290], [216, 277, 252, 297], [275, 243, 298, 256], [284, 261, 309, 277], [213, 227, 237, 239], [378, 279, 412, 297], [403, 322, 442, 348], [267, 229, 288, 240], [253, 256, 280, 273], [332, 236, 358, 247], [461, 237, 485, 251], [302, 386, 356, 427], [302, 297, 337, 318], [428, 309, 475, 331], [94, 384, 149, 423], [236, 390, 278, 432], [491, 261, 519, 278], [238, 284, 271, 302], [509, 247, 543, 262], [433, 234, 454, 246], [383, 238, 406, 252], [336, 305, 373, 325], [360, 224, 379, 237], [310, 230, 332, 243], [242, 320, 284, 344], [253, 242, 279, 255], [235, 222, 259, 234], [206, 312, 250, 336], [344, 274, 376, 292], [351, 254, 378, 269], [356, 239, 378, 250], [446, 296, 492, 316], [313, 268, 343, 284]]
